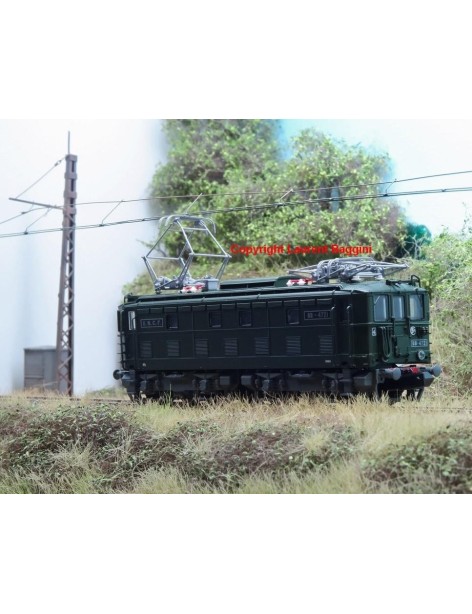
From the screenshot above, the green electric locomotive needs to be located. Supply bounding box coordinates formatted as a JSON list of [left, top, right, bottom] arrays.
[[113, 215, 441, 401]]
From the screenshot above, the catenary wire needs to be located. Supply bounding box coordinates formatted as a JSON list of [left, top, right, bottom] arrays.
[[1, 184, 472, 239], [100, 200, 124, 225], [0, 204, 60, 227], [14, 157, 65, 199], [0, 206, 36, 226], [9, 168, 472, 212], [23, 208, 52, 232], [67, 168, 472, 207]]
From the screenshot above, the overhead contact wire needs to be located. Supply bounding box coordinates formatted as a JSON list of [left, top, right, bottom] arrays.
[[2, 184, 472, 239], [10, 168, 472, 210], [69, 168, 472, 207]]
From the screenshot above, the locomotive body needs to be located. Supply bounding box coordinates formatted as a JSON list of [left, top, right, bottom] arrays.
[[114, 274, 440, 401]]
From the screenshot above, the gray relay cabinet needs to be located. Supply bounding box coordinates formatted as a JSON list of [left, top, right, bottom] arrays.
[[24, 347, 57, 391]]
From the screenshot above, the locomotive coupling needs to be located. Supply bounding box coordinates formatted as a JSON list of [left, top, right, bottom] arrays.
[[379, 364, 441, 381], [113, 369, 125, 380], [379, 367, 401, 381], [377, 364, 441, 388]]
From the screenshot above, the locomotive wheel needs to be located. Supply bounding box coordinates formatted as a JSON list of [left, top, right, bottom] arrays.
[[387, 390, 403, 403], [127, 392, 147, 404], [406, 389, 424, 401]]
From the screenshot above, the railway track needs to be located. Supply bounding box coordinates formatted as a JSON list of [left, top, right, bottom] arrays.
[[0, 394, 471, 414], [0, 395, 130, 404]]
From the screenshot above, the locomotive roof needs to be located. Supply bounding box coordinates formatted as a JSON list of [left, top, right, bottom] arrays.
[[123, 275, 424, 306]]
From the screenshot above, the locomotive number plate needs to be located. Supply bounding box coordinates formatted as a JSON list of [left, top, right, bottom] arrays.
[[304, 310, 331, 320], [141, 318, 164, 328], [411, 339, 428, 347]]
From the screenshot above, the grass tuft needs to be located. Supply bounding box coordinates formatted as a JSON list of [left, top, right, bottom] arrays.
[[0, 392, 471, 493], [364, 423, 472, 493]]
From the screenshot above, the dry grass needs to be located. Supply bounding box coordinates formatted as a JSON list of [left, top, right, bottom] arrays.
[[0, 390, 471, 494]]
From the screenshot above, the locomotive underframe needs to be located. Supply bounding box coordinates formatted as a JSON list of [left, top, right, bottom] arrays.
[[116, 365, 437, 402]]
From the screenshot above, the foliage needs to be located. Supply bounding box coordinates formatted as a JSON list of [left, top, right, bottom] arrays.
[[147, 119, 280, 263], [364, 424, 472, 493], [258, 129, 406, 261], [394, 222, 432, 259], [407, 226, 472, 390], [1, 393, 470, 494], [407, 228, 472, 294], [432, 248, 472, 389], [150, 119, 281, 213], [176, 421, 358, 489], [128, 121, 410, 294], [122, 271, 156, 296], [0, 402, 358, 493], [0, 403, 161, 490]]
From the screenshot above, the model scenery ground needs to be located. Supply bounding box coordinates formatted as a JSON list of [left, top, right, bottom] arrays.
[[0, 386, 471, 494]]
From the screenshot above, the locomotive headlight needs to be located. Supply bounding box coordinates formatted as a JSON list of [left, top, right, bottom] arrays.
[[410, 326, 417, 336], [417, 350, 426, 360]]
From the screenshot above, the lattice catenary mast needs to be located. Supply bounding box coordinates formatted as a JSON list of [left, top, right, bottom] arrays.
[[56, 144, 78, 395]]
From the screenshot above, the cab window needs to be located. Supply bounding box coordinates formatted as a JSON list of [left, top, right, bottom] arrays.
[[392, 295, 405, 319], [286, 308, 300, 325], [374, 295, 388, 322], [409, 295, 424, 320], [209, 311, 222, 328], [239, 310, 252, 327], [166, 313, 178, 329]]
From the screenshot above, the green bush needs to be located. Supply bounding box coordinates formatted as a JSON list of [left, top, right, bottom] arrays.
[[408, 228, 472, 389], [364, 424, 472, 493], [157, 420, 359, 490], [0, 404, 160, 489], [126, 120, 409, 295]]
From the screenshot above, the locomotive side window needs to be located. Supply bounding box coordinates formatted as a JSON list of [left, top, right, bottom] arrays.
[[166, 313, 178, 329], [209, 311, 222, 328], [392, 295, 405, 319], [239, 310, 252, 327], [286, 308, 300, 325], [373, 295, 388, 322], [128, 310, 136, 331], [409, 295, 424, 320]]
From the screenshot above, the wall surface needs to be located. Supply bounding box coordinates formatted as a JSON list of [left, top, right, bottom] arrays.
[[0, 120, 166, 394]]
